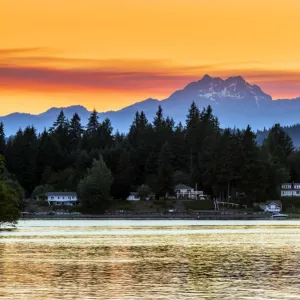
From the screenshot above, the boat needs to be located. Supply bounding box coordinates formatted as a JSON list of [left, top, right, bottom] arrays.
[[270, 212, 289, 219]]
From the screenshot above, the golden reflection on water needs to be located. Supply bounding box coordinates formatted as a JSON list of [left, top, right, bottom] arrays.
[[1, 221, 300, 299]]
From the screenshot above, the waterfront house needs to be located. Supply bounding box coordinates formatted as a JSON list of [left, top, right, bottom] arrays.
[[253, 201, 282, 213], [46, 192, 78, 206], [281, 183, 300, 197], [174, 184, 206, 200], [264, 201, 282, 213], [127, 192, 140, 201]]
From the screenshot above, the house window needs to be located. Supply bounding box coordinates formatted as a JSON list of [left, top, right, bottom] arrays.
[[51, 197, 54, 199], [57, 197, 60, 199]]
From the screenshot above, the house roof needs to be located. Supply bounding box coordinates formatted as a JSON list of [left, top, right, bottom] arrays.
[[129, 192, 138, 196], [266, 200, 282, 206], [47, 192, 77, 197], [254, 201, 282, 207], [175, 184, 193, 190]]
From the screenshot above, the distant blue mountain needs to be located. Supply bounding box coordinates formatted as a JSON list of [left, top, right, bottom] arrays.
[[1, 75, 300, 136]]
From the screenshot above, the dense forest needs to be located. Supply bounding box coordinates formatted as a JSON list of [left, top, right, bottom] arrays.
[[257, 124, 300, 147], [0, 102, 299, 216]]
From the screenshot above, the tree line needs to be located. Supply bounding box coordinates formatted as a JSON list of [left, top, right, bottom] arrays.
[[257, 123, 300, 147], [0, 102, 298, 217]]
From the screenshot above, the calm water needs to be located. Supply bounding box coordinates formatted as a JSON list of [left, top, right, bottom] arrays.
[[1, 220, 300, 299]]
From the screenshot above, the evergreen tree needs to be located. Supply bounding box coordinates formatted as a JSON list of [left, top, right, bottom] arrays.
[[128, 111, 153, 186], [170, 123, 188, 172], [77, 155, 113, 213], [0, 181, 19, 225], [0, 122, 6, 155], [84, 109, 101, 151], [157, 142, 174, 197], [50, 110, 69, 132], [5, 127, 38, 194], [98, 118, 114, 148], [265, 123, 294, 163], [86, 109, 99, 135], [196, 135, 218, 196], [112, 151, 132, 199], [36, 130, 64, 183], [153, 105, 165, 131], [0, 156, 19, 225], [69, 113, 83, 147], [239, 126, 268, 203], [50, 110, 70, 152], [185, 102, 201, 173], [215, 130, 233, 200]]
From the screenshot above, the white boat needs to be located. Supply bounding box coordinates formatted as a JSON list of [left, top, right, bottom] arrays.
[[271, 212, 289, 219]]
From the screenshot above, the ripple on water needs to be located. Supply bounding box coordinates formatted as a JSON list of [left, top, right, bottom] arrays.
[[1, 220, 300, 299]]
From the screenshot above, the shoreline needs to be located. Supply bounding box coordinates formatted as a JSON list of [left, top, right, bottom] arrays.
[[20, 213, 300, 221]]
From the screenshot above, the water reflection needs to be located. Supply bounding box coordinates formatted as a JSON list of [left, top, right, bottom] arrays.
[[1, 221, 300, 299]]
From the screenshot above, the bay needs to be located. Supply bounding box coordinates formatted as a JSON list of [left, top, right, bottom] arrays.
[[1, 220, 300, 299]]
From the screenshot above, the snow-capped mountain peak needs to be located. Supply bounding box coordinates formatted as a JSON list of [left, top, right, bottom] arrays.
[[190, 75, 272, 107]]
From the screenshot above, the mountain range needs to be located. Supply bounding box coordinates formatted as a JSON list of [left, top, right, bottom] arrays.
[[1, 74, 300, 136]]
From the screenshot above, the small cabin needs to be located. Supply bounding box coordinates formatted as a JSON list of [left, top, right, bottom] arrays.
[[264, 201, 282, 213], [174, 184, 206, 200], [127, 192, 140, 201]]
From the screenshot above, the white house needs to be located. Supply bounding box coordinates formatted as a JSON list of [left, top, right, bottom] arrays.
[[46, 192, 78, 206], [264, 201, 282, 213], [281, 183, 300, 197], [253, 201, 282, 213], [174, 184, 206, 200], [127, 192, 140, 201]]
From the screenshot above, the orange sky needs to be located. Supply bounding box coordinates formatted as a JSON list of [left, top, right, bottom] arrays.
[[1, 0, 300, 115]]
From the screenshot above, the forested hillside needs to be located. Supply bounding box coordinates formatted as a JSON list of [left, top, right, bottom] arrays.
[[257, 124, 300, 147], [0, 103, 298, 213]]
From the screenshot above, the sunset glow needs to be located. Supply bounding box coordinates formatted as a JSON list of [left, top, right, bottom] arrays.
[[1, 0, 300, 115]]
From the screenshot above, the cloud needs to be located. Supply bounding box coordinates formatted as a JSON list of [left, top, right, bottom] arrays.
[[1, 48, 300, 99], [0, 47, 49, 56]]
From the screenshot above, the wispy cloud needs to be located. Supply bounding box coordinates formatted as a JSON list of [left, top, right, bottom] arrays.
[[1, 47, 300, 99], [0, 47, 44, 55]]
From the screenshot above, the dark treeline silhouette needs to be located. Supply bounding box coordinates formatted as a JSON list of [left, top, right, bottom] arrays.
[[257, 124, 300, 147], [0, 102, 298, 213]]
